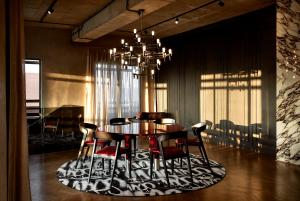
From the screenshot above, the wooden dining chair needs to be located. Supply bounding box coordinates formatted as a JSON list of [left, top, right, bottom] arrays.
[[110, 117, 137, 157], [88, 131, 132, 189], [149, 131, 193, 187], [42, 115, 60, 137], [75, 123, 110, 168], [176, 122, 211, 170]]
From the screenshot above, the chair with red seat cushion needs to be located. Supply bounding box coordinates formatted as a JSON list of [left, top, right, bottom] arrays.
[[149, 131, 193, 187], [88, 131, 132, 189], [75, 123, 110, 168]]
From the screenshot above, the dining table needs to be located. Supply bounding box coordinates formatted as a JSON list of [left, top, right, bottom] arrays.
[[98, 121, 184, 136], [97, 121, 186, 170]]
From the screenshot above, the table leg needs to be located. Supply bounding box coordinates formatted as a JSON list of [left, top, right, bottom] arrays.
[[154, 158, 160, 170]]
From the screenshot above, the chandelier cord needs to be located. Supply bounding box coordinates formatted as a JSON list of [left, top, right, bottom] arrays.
[[139, 10, 144, 35]]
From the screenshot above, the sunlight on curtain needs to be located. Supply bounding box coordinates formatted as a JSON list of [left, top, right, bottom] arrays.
[[85, 75, 93, 122], [95, 64, 139, 126], [156, 83, 168, 112], [200, 70, 262, 146]]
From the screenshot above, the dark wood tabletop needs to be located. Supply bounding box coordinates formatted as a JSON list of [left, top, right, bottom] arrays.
[[97, 122, 185, 136]]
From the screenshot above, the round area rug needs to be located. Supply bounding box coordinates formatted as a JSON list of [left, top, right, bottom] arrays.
[[57, 150, 226, 196]]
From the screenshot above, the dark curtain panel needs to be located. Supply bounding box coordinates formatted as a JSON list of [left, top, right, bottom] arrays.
[[158, 6, 276, 154], [0, 0, 32, 200]]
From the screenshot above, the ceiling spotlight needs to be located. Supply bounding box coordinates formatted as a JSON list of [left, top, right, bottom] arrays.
[[175, 18, 179, 24], [218, 0, 225, 7], [47, 8, 54, 14]]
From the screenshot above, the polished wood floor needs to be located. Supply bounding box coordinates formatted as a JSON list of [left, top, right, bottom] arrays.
[[29, 141, 300, 201]]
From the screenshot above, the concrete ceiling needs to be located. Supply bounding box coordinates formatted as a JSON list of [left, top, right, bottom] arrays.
[[24, 0, 275, 43]]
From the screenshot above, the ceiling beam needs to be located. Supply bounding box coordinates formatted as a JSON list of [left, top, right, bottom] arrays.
[[72, 0, 175, 43]]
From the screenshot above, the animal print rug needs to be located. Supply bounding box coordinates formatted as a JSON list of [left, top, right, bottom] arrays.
[[57, 150, 226, 196]]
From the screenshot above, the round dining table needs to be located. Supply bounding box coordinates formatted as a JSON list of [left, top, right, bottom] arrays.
[[97, 121, 186, 170], [97, 121, 185, 136]]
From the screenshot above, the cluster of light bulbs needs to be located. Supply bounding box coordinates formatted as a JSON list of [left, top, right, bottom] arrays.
[[109, 29, 172, 78]]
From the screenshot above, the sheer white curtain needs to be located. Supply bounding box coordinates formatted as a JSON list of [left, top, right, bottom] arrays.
[[95, 63, 140, 126]]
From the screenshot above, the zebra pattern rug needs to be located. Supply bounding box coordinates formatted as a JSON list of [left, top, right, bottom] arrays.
[[57, 150, 226, 196]]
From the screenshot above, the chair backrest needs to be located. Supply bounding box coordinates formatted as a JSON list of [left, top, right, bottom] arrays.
[[79, 122, 97, 136], [192, 122, 206, 136], [43, 116, 59, 127], [110, 118, 126, 125], [157, 131, 188, 144], [155, 118, 175, 124]]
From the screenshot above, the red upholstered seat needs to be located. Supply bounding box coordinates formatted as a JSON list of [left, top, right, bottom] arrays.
[[95, 146, 128, 156]]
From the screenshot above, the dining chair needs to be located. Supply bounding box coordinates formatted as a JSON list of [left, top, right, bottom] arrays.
[[176, 122, 211, 170], [149, 131, 193, 188], [88, 131, 132, 189], [42, 115, 60, 137], [75, 123, 110, 168], [110, 117, 137, 157]]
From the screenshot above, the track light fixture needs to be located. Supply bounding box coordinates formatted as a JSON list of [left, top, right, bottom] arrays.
[[218, 0, 225, 7], [175, 18, 179, 24], [47, 7, 54, 14]]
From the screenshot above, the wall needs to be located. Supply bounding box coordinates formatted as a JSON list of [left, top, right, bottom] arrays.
[[276, 0, 300, 165], [25, 26, 87, 111], [157, 6, 276, 154]]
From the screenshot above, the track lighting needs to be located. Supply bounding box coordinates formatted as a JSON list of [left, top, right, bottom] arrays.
[[175, 18, 179, 24], [218, 0, 224, 7], [47, 7, 54, 14]]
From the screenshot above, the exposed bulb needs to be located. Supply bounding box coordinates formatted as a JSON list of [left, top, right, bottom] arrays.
[[113, 48, 116, 53], [168, 49, 172, 55], [162, 47, 166, 53], [157, 59, 161, 65], [133, 29, 137, 34], [121, 39, 124, 44], [151, 31, 155, 36], [175, 18, 179, 24], [137, 37, 141, 43], [130, 46, 133, 51]]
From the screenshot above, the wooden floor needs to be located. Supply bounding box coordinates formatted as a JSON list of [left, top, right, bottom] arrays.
[[29, 142, 300, 201]]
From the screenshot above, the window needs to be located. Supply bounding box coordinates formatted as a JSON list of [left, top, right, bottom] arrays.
[[95, 64, 139, 125], [25, 59, 41, 112]]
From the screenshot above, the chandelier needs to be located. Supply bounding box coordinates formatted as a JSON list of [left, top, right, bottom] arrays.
[[109, 10, 172, 78]]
